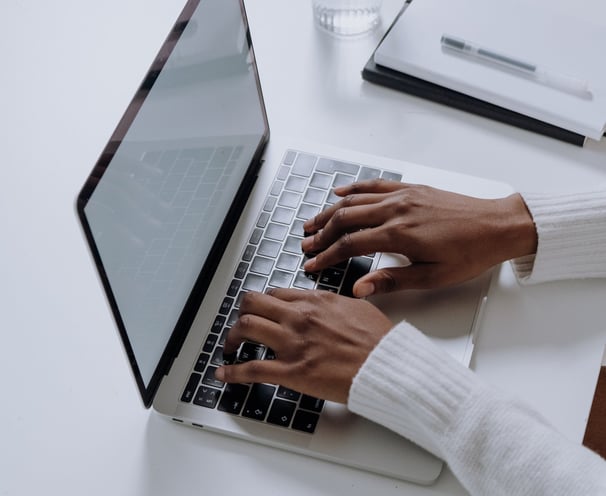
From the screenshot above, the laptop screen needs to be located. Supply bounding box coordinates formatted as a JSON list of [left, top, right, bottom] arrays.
[[77, 0, 268, 405]]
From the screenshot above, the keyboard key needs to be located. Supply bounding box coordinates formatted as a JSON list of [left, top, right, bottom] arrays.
[[227, 279, 241, 297], [202, 334, 218, 353], [333, 173, 356, 188], [276, 253, 300, 272], [285, 175, 307, 193], [277, 386, 301, 402], [242, 244, 255, 262], [310, 172, 332, 190], [202, 366, 225, 388], [257, 211, 270, 228], [269, 270, 293, 288], [194, 353, 211, 373], [211, 347, 226, 366], [243, 273, 268, 292], [235, 291, 247, 308], [282, 151, 297, 166], [263, 196, 277, 212], [358, 166, 381, 181], [271, 207, 295, 225], [381, 171, 402, 182], [249, 228, 263, 245], [283, 236, 303, 254], [235, 261, 249, 279], [251, 256, 274, 276], [297, 204, 320, 221], [181, 373, 202, 403], [219, 327, 230, 346], [210, 315, 226, 334], [292, 410, 320, 433], [270, 180, 284, 196], [218, 297, 234, 315], [218, 383, 250, 415], [193, 386, 221, 409], [319, 268, 345, 287], [227, 309, 239, 327], [266, 223, 289, 241], [303, 188, 325, 205], [291, 154, 316, 177], [339, 256, 373, 297], [277, 165, 290, 180], [257, 239, 281, 258], [316, 158, 359, 176], [267, 399, 297, 428], [278, 191, 301, 209], [317, 284, 337, 293], [238, 342, 265, 362], [293, 271, 317, 290], [299, 395, 325, 412], [290, 219, 305, 237], [243, 383, 276, 421]]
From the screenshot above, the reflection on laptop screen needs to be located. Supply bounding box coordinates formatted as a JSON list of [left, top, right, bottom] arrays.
[[84, 0, 265, 386]]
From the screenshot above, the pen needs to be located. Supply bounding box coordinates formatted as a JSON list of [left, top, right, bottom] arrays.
[[440, 34, 592, 99]]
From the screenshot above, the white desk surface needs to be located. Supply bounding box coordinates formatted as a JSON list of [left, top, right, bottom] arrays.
[[1, 1, 605, 494]]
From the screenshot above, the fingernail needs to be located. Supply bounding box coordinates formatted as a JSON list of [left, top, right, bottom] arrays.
[[214, 367, 225, 381], [356, 282, 375, 298], [303, 258, 316, 271]]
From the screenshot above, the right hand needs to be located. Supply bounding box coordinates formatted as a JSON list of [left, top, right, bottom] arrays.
[[301, 180, 537, 296]]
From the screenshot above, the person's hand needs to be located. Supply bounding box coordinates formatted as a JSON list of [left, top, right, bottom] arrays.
[[214, 289, 393, 404], [301, 180, 537, 296]]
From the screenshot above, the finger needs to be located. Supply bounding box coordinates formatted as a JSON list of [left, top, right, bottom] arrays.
[[303, 228, 387, 272], [223, 313, 285, 355], [215, 358, 289, 385], [333, 179, 411, 197], [264, 287, 307, 302], [353, 264, 453, 295], [302, 201, 391, 255], [302, 191, 385, 235], [238, 291, 291, 322]]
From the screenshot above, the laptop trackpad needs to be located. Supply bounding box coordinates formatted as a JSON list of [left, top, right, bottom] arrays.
[[367, 252, 490, 364]]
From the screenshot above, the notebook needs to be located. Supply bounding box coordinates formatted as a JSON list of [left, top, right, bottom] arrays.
[[372, 0, 606, 143], [76, 0, 512, 485]]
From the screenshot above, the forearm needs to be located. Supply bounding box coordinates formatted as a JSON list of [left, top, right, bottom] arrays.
[[348, 322, 606, 495]]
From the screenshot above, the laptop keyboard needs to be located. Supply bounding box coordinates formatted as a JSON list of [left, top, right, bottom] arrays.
[[180, 150, 402, 434]]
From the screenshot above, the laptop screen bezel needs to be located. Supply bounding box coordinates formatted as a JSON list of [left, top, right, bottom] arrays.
[[76, 0, 270, 408]]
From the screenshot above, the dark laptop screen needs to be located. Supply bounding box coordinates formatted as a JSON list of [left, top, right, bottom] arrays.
[[77, 0, 268, 405]]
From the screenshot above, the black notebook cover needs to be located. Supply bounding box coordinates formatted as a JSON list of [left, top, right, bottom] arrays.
[[362, 56, 587, 147]]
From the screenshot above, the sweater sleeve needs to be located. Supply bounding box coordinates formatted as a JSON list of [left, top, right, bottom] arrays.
[[511, 190, 606, 284], [348, 321, 606, 496]]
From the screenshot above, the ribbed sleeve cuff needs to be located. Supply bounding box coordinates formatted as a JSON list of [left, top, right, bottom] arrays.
[[347, 320, 483, 458], [512, 190, 606, 284]]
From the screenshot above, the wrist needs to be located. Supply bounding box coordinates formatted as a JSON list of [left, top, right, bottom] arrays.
[[495, 193, 538, 260]]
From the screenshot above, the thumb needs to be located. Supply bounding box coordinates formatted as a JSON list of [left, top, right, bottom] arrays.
[[353, 265, 441, 296]]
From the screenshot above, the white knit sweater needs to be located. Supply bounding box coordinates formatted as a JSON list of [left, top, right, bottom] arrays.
[[348, 190, 606, 495]]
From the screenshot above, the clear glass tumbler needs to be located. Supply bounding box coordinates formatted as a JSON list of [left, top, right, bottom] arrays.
[[312, 0, 383, 36]]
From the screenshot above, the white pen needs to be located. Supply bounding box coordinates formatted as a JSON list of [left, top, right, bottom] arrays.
[[440, 34, 592, 99]]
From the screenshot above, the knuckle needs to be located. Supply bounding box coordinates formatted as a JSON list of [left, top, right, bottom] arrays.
[[335, 232, 354, 256], [375, 271, 397, 293], [332, 206, 349, 228]]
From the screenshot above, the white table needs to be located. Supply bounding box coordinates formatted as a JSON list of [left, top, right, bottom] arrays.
[[1, 1, 605, 494]]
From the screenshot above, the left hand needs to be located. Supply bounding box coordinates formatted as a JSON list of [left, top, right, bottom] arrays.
[[215, 289, 393, 404]]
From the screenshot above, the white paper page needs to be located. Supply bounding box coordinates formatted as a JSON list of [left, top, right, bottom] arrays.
[[374, 0, 606, 140]]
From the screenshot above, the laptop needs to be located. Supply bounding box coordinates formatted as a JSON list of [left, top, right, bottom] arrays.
[[76, 0, 512, 485]]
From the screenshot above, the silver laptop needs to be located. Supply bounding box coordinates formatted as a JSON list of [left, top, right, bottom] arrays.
[[76, 0, 512, 485]]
